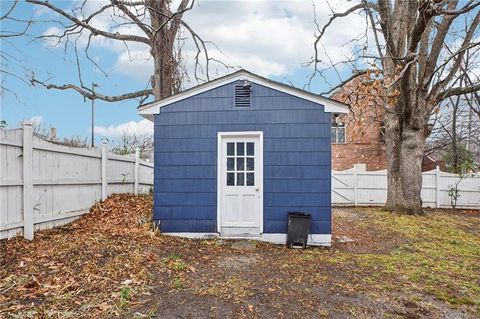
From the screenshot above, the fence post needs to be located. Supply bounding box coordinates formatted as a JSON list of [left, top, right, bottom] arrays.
[[134, 148, 140, 195], [435, 165, 440, 208], [22, 121, 34, 240], [353, 164, 358, 206], [101, 142, 107, 200]]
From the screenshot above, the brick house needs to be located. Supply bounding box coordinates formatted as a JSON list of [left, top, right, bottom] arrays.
[[331, 76, 387, 171], [330, 76, 444, 172]]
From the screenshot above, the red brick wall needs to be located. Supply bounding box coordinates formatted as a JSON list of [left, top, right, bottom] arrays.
[[331, 118, 387, 171], [331, 76, 387, 171]]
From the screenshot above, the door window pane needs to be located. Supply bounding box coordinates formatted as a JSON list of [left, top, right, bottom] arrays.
[[246, 158, 254, 171], [237, 173, 245, 186], [237, 142, 244, 156], [246, 173, 254, 186], [236, 157, 244, 171], [227, 173, 235, 186], [227, 142, 235, 155], [246, 142, 254, 155], [227, 158, 234, 171], [225, 140, 256, 187]]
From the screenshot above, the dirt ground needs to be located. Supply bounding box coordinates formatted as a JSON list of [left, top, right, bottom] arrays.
[[1, 194, 479, 318]]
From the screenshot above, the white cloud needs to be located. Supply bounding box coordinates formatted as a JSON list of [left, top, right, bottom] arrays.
[[186, 13, 313, 77], [29, 115, 43, 126], [176, 0, 366, 79], [114, 49, 153, 81], [94, 119, 153, 137], [39, 0, 368, 84], [41, 27, 63, 48]]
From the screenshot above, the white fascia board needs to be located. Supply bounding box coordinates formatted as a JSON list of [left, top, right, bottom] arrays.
[[138, 71, 348, 120]]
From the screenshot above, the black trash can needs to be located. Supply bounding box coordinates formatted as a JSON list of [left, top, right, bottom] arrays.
[[286, 212, 311, 249]]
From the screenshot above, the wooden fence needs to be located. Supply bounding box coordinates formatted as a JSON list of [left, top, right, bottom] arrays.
[[0, 123, 153, 240], [332, 164, 480, 209], [3, 123, 478, 240]]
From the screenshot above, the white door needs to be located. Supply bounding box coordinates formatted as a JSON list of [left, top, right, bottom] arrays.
[[217, 132, 263, 237]]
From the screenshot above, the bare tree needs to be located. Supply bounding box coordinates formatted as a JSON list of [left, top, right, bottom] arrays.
[[427, 97, 480, 173], [426, 46, 480, 170], [311, 0, 480, 214], [111, 130, 153, 160], [4, 0, 224, 102]]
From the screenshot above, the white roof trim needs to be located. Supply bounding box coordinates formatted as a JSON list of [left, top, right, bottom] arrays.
[[138, 70, 349, 119]]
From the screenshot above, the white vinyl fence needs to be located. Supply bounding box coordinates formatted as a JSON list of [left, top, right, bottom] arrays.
[[0, 123, 153, 240], [332, 164, 480, 209]]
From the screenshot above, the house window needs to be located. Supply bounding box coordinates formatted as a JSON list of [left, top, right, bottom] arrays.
[[331, 116, 346, 144], [226, 142, 255, 186], [234, 81, 251, 107], [380, 121, 386, 144]]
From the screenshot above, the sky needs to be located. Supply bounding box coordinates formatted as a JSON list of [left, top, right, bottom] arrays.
[[0, 0, 367, 143]]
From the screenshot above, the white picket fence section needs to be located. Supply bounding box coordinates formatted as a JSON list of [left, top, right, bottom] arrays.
[[0, 123, 153, 240], [332, 164, 480, 209]]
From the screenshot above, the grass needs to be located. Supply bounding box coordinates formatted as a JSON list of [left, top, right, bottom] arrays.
[[164, 255, 188, 272], [118, 286, 132, 309], [337, 210, 480, 309], [269, 207, 480, 315], [170, 277, 185, 290], [195, 276, 252, 303]]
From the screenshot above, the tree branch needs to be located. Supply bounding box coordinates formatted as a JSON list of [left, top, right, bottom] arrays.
[[320, 70, 369, 96], [146, 0, 193, 35], [314, 3, 371, 54], [30, 77, 153, 102], [386, 55, 419, 89], [113, 0, 152, 38], [438, 0, 480, 16], [26, 0, 151, 45], [436, 83, 480, 102], [0, 0, 18, 20], [430, 41, 480, 84], [377, 0, 397, 58], [181, 20, 211, 82], [364, 0, 383, 62], [430, 10, 480, 101], [407, 1, 436, 54], [170, 0, 190, 35], [421, 0, 459, 87], [308, 1, 375, 88]]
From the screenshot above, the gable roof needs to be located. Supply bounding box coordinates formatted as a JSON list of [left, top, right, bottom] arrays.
[[138, 69, 349, 120]]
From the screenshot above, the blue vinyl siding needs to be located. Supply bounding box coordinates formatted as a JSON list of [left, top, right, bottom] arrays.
[[154, 80, 331, 234], [155, 124, 330, 139]]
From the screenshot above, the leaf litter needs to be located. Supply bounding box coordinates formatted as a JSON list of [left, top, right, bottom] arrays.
[[1, 195, 479, 318], [0, 194, 164, 318]]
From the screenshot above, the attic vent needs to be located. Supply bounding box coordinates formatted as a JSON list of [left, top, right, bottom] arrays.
[[234, 83, 251, 107]]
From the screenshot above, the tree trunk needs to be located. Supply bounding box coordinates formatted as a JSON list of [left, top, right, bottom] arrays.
[[451, 98, 458, 171], [148, 0, 183, 99], [384, 112, 426, 215], [151, 39, 177, 99], [449, 81, 463, 173]]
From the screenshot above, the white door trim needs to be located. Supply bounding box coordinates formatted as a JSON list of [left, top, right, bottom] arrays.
[[217, 131, 264, 235]]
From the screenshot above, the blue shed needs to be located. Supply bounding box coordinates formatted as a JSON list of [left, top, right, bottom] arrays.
[[138, 70, 348, 246]]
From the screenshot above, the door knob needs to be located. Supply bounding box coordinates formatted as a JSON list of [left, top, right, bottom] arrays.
[[255, 188, 259, 191]]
